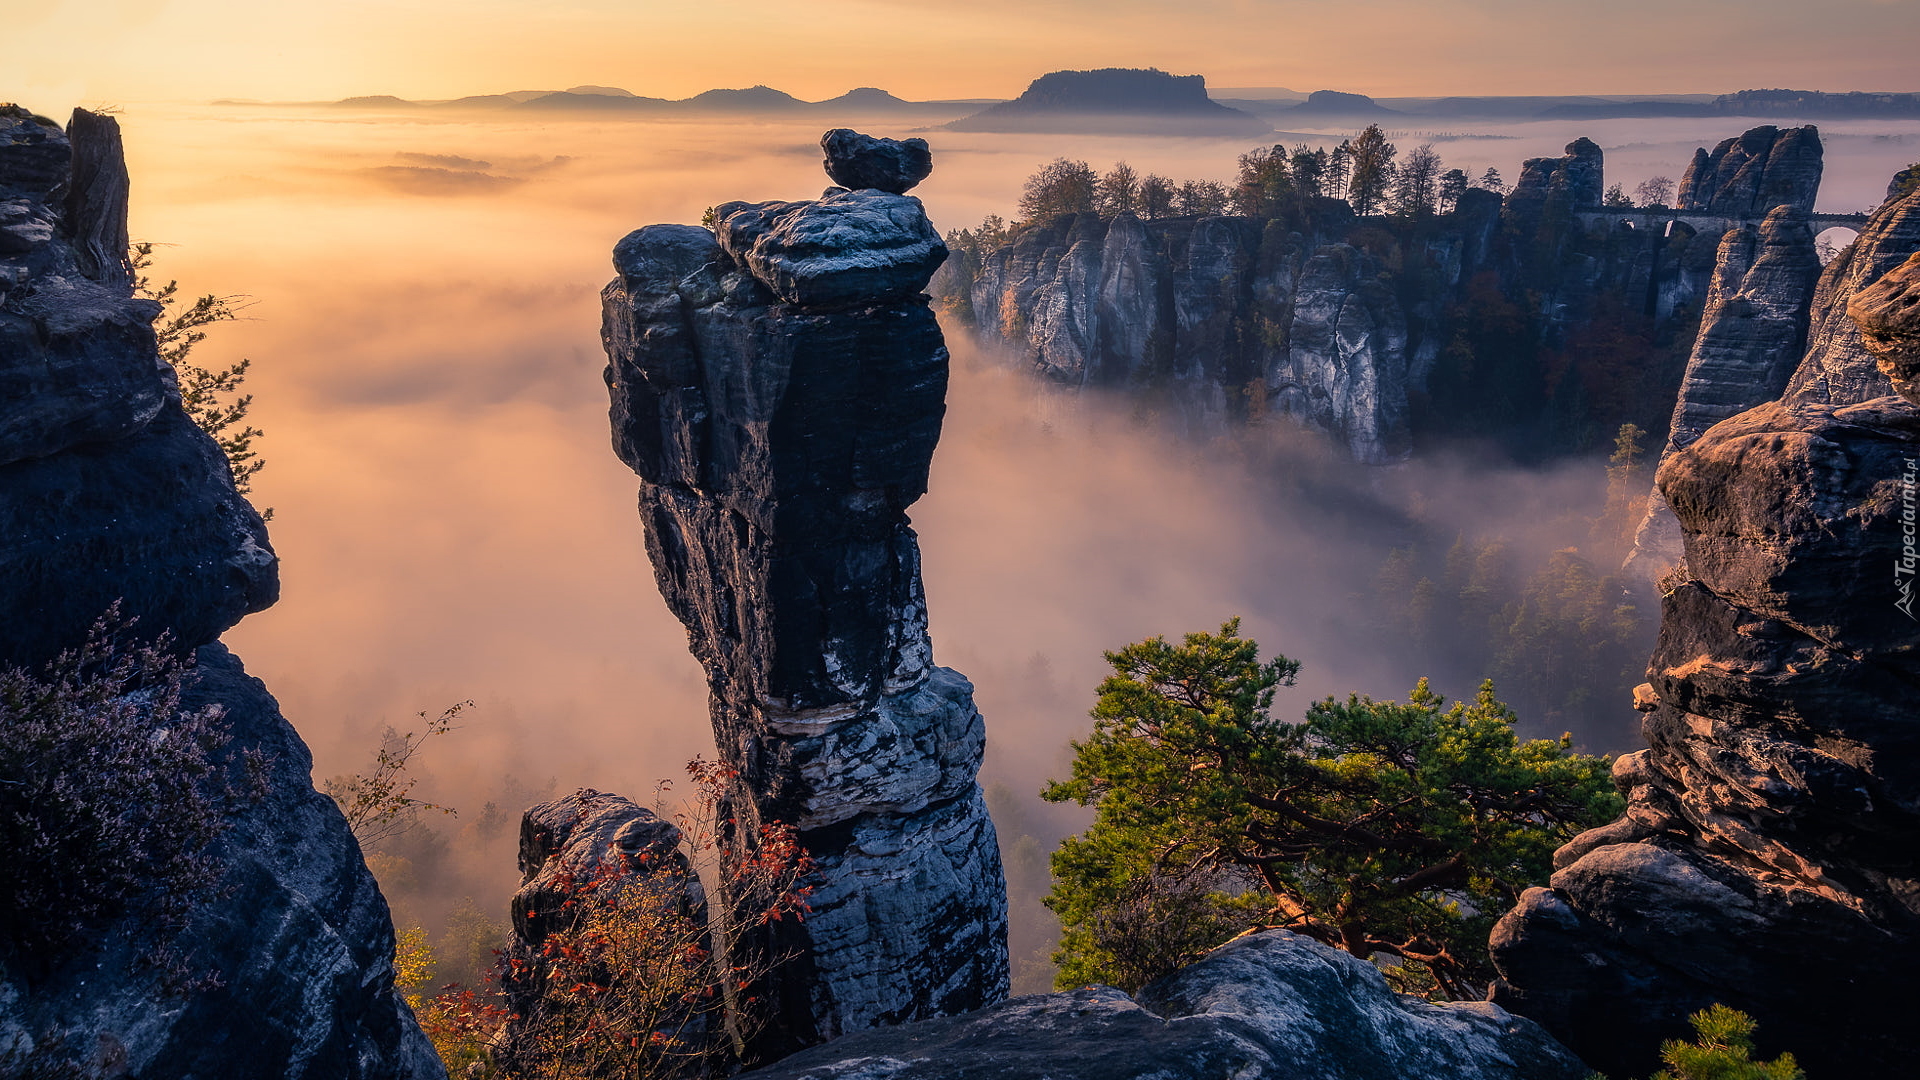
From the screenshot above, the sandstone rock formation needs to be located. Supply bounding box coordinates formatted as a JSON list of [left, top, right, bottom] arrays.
[[734, 931, 1589, 1080], [945, 69, 1270, 136], [1850, 249, 1920, 400], [1784, 179, 1920, 406], [496, 790, 712, 1072], [1677, 125, 1824, 217], [1504, 137, 1604, 221], [1624, 206, 1823, 580], [1490, 170, 1920, 1078], [0, 106, 437, 1078], [820, 129, 932, 195], [601, 135, 1008, 1058]]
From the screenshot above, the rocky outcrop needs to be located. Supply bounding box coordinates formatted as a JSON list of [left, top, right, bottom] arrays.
[[496, 791, 711, 1072], [1851, 250, 1920, 401], [1676, 125, 1823, 217], [734, 931, 1589, 1080], [1624, 206, 1823, 580], [1490, 176, 1920, 1076], [1504, 137, 1604, 222], [601, 134, 1008, 1058], [1784, 179, 1920, 406], [0, 106, 437, 1078], [820, 129, 931, 195]]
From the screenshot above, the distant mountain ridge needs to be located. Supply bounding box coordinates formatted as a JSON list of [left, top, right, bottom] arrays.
[[294, 85, 985, 115], [946, 68, 1270, 136]]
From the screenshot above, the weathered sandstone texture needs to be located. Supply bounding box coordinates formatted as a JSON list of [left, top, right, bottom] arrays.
[[0, 106, 438, 1078], [1677, 125, 1824, 217], [1786, 181, 1920, 406], [1490, 172, 1920, 1077], [735, 932, 1588, 1080], [820, 129, 932, 195], [1625, 206, 1822, 580], [601, 134, 1009, 1058]]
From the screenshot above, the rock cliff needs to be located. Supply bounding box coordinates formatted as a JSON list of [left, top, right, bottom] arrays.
[[0, 106, 438, 1078], [1624, 206, 1823, 580], [1489, 172, 1920, 1078], [1677, 125, 1824, 217], [733, 931, 1588, 1080], [600, 131, 1009, 1058]]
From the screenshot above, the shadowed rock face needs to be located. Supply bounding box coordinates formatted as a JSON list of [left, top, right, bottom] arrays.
[[0, 106, 437, 1079], [1784, 182, 1920, 407], [1625, 206, 1822, 581], [1677, 125, 1823, 217], [601, 135, 1008, 1058], [820, 129, 932, 195], [734, 932, 1589, 1080], [496, 791, 712, 1072], [1491, 176, 1920, 1075]]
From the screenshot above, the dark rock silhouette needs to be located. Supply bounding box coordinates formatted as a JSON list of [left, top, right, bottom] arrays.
[[821, 128, 932, 194], [735, 932, 1588, 1080], [1284, 89, 1401, 118], [946, 69, 1269, 136], [601, 133, 1008, 1058], [0, 106, 436, 1078], [1490, 170, 1920, 1079], [1677, 125, 1823, 217]]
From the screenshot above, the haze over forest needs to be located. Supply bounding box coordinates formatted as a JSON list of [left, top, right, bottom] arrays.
[[11, 0, 1920, 1002]]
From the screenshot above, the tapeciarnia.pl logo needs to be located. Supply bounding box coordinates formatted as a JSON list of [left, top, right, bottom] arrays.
[[1899, 457, 1918, 620]]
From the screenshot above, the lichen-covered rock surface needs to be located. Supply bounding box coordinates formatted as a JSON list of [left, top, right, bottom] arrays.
[[820, 129, 932, 195], [733, 932, 1588, 1080], [0, 105, 437, 1079], [601, 133, 1008, 1059], [1490, 177, 1920, 1076]]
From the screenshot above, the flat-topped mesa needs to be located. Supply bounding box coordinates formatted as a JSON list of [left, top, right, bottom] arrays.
[[601, 130, 1009, 1059]]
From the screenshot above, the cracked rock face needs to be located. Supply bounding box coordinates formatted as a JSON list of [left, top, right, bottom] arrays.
[[602, 135, 1008, 1059], [1677, 125, 1824, 217], [820, 129, 932, 195], [1849, 249, 1920, 404], [734, 932, 1588, 1080], [1625, 206, 1822, 582], [1784, 180, 1920, 407], [0, 106, 436, 1079], [1490, 182, 1920, 1075]]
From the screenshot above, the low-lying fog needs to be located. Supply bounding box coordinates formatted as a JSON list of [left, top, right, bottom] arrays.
[[109, 101, 1920, 982]]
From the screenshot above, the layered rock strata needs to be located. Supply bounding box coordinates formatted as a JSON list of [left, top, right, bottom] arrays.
[[735, 931, 1589, 1080], [601, 136, 1009, 1057], [0, 106, 436, 1077], [1783, 179, 1920, 406], [1677, 126, 1824, 217], [1489, 173, 1920, 1078], [1624, 206, 1823, 580]]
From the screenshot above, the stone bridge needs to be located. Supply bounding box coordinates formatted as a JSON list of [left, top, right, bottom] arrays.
[[1573, 206, 1868, 235]]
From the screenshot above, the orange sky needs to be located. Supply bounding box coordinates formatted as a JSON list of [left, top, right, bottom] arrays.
[[12, 0, 1919, 109]]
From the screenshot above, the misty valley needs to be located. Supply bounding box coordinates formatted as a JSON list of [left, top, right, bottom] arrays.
[[4, 64, 1920, 1080]]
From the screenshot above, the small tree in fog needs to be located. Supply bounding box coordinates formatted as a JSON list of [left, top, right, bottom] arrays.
[[1095, 162, 1140, 217], [1234, 145, 1295, 218], [1437, 168, 1469, 214], [1476, 166, 1506, 194], [1345, 125, 1398, 216], [1290, 145, 1329, 200], [1391, 143, 1442, 219], [1017, 158, 1097, 222], [1603, 183, 1634, 209], [1327, 140, 1354, 201], [1174, 179, 1230, 217], [1138, 174, 1176, 219], [323, 702, 468, 849], [1635, 175, 1675, 209]]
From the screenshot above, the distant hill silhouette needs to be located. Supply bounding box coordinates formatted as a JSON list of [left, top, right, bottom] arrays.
[[1285, 90, 1400, 118], [946, 68, 1270, 135], [303, 84, 982, 117]]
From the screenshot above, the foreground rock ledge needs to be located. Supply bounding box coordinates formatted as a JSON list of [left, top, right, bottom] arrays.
[[735, 932, 1588, 1080], [601, 135, 1008, 1058]]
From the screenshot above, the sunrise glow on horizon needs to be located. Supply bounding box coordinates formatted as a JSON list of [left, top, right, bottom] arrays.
[[13, 0, 1920, 114]]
